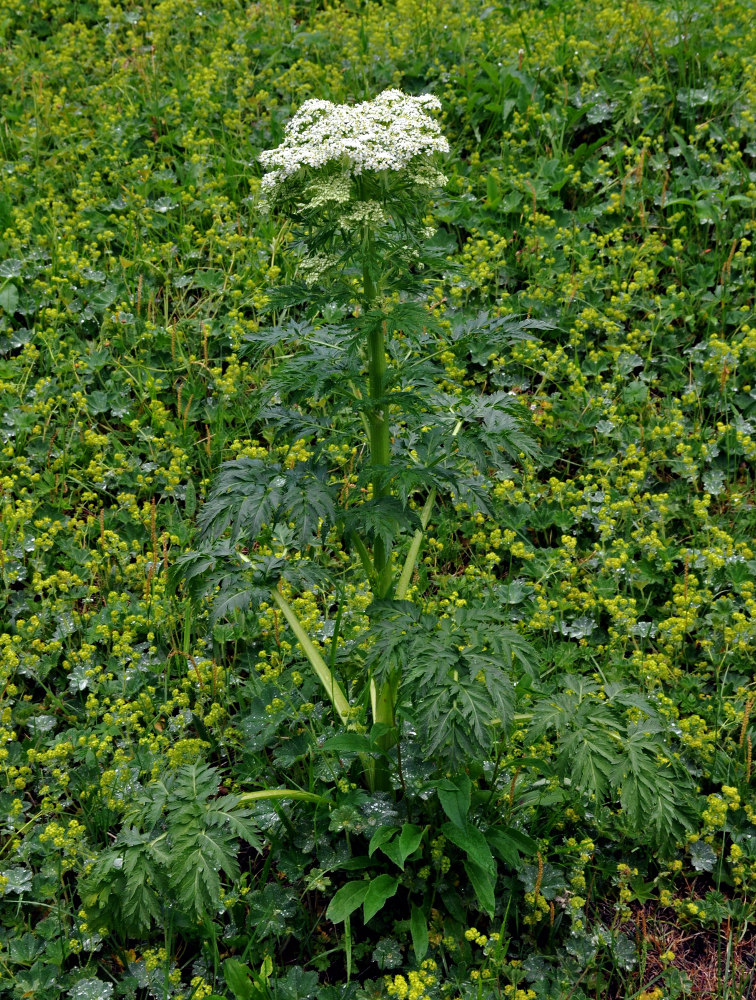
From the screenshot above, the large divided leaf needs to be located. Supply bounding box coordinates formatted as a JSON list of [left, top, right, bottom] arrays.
[[341, 496, 421, 551], [116, 829, 170, 935], [80, 764, 262, 934], [364, 601, 527, 763], [198, 458, 337, 549], [526, 679, 696, 848], [171, 824, 236, 917]]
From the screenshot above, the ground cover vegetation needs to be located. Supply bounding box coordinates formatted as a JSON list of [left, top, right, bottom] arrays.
[[1, 0, 756, 997]]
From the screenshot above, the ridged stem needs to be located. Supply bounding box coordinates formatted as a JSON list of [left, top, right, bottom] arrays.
[[363, 233, 395, 790]]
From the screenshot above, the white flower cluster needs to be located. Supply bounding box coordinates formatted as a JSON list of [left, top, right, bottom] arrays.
[[306, 172, 351, 208], [338, 199, 387, 229], [298, 252, 341, 286], [259, 89, 449, 196]]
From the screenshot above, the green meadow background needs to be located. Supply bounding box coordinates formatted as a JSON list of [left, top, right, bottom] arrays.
[[1, 0, 756, 997]]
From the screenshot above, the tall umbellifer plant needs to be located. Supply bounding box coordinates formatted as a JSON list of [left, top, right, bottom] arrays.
[[176, 90, 539, 790]]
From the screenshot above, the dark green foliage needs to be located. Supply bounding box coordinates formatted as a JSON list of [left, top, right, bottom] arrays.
[[4, 0, 756, 997], [364, 600, 535, 764], [526, 677, 697, 846], [81, 764, 261, 936], [341, 497, 422, 551], [176, 304, 539, 628], [198, 459, 338, 549]]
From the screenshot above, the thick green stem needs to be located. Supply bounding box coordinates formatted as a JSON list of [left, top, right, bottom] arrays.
[[363, 252, 392, 601], [350, 530, 376, 589], [362, 235, 395, 789], [369, 673, 397, 792]]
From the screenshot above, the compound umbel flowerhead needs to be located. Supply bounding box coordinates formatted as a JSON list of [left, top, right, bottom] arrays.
[[258, 89, 449, 206]]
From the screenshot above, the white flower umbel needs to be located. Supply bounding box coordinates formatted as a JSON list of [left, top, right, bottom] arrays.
[[338, 200, 387, 230], [305, 172, 352, 209], [298, 251, 341, 286], [259, 89, 449, 200]]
